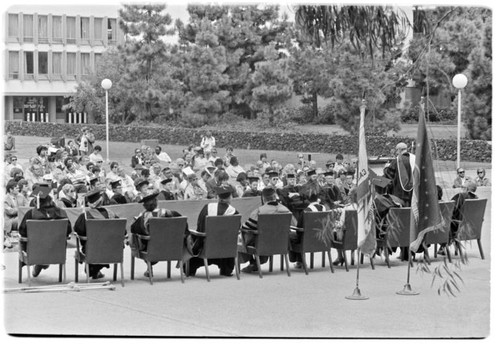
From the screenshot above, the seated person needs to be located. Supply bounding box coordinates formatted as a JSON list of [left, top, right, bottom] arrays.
[[242, 176, 261, 197], [449, 181, 478, 245], [130, 192, 184, 277], [73, 189, 120, 279], [4, 131, 16, 151], [289, 192, 327, 269], [239, 187, 297, 273], [58, 183, 77, 208], [186, 185, 240, 277], [475, 168, 490, 186], [4, 180, 20, 249], [18, 183, 72, 277], [110, 180, 128, 204], [452, 168, 471, 189], [157, 177, 176, 200]]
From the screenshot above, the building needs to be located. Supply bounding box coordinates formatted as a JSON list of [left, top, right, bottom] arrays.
[[3, 5, 124, 124]]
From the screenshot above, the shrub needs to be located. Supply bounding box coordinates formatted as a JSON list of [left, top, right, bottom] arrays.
[[288, 105, 315, 124]]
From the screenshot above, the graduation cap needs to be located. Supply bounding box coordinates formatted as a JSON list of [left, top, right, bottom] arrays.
[[134, 178, 148, 190], [89, 176, 99, 185], [215, 185, 232, 198], [306, 169, 317, 176], [262, 187, 276, 198], [139, 192, 160, 203], [268, 171, 279, 178], [160, 177, 173, 185], [248, 176, 260, 183], [85, 189, 103, 204], [372, 176, 391, 188], [110, 180, 121, 189], [31, 183, 51, 199], [346, 169, 356, 176], [286, 173, 296, 179], [324, 171, 335, 177]]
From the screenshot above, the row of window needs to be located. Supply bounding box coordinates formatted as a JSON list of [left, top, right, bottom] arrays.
[[7, 13, 118, 45], [8, 50, 102, 80]]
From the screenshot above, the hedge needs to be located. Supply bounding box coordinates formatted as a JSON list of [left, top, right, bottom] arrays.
[[5, 120, 491, 162]]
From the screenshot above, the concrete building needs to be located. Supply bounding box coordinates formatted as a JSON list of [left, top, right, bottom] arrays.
[[3, 5, 124, 124]]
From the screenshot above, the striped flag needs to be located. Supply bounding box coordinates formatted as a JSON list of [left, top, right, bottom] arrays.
[[356, 101, 377, 256], [409, 111, 445, 252]]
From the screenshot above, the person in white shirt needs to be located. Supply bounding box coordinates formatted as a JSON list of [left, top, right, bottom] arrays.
[[225, 156, 245, 186], [154, 146, 171, 163], [201, 131, 216, 158], [89, 145, 104, 164]]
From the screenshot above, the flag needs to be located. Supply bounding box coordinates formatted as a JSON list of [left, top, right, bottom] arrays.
[[356, 101, 377, 256], [409, 111, 445, 252]]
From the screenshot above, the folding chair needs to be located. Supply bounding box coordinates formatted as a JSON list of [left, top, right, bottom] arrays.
[[377, 207, 411, 268], [18, 219, 69, 286], [130, 217, 188, 284], [455, 198, 488, 260], [425, 201, 454, 262]]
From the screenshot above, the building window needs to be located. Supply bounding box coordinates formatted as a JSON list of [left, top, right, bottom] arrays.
[[39, 51, 48, 76], [23, 14, 34, 42], [56, 96, 67, 113], [8, 14, 19, 38], [81, 53, 91, 76], [53, 16, 63, 43], [67, 16, 76, 44], [24, 97, 49, 122], [24, 51, 34, 79], [52, 52, 62, 77], [108, 18, 116, 43], [81, 17, 90, 43], [94, 17, 103, 41], [14, 97, 24, 114], [9, 52, 20, 79], [94, 53, 102, 73], [38, 15, 48, 43], [67, 52, 77, 79]]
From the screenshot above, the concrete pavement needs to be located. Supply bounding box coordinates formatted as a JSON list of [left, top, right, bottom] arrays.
[[1, 188, 492, 338]]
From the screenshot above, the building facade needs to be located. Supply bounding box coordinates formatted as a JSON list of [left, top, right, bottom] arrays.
[[3, 5, 124, 124]]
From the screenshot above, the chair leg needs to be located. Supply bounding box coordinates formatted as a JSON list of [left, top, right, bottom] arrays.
[[203, 258, 210, 282], [280, 255, 284, 271], [75, 259, 79, 283], [423, 247, 431, 265], [167, 261, 171, 278], [360, 254, 364, 265], [310, 252, 314, 269], [85, 263, 90, 283], [27, 265, 31, 287], [343, 250, 349, 272], [445, 245, 452, 263], [113, 264, 118, 281], [322, 251, 326, 267], [255, 255, 263, 279], [147, 261, 153, 285], [59, 264, 63, 282], [284, 254, 291, 277], [179, 260, 185, 283], [234, 257, 240, 280], [120, 263, 124, 287], [18, 260, 22, 284], [326, 250, 334, 273], [131, 256, 135, 280], [302, 253, 308, 275], [384, 247, 391, 268], [370, 257, 375, 270], [477, 239, 485, 260], [434, 243, 438, 258], [269, 256, 273, 272], [350, 250, 355, 266]]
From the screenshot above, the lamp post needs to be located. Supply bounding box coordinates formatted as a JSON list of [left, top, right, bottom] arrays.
[[101, 79, 112, 162], [452, 74, 467, 169]]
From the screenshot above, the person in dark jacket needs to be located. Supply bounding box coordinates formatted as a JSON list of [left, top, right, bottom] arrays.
[[110, 180, 128, 204]]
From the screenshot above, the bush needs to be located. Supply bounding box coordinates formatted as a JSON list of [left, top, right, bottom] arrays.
[[178, 113, 209, 128], [400, 104, 420, 123], [315, 103, 337, 124], [288, 105, 315, 124]]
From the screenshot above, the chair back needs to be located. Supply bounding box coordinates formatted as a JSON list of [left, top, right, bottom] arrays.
[[202, 215, 242, 259], [342, 209, 359, 251], [255, 213, 292, 256], [385, 207, 411, 247], [301, 211, 332, 252], [146, 217, 187, 261], [425, 201, 453, 245], [26, 219, 69, 265], [457, 199, 488, 241], [85, 219, 126, 264]]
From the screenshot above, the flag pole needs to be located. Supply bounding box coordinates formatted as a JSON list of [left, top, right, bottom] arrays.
[[346, 98, 369, 301]]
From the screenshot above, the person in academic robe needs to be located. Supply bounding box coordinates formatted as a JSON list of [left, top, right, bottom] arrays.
[[73, 189, 120, 279], [320, 171, 343, 210], [383, 142, 414, 207], [156, 177, 176, 200], [185, 185, 240, 277], [242, 176, 262, 198], [18, 183, 72, 278], [130, 192, 185, 277], [110, 180, 128, 204], [277, 173, 307, 221], [58, 183, 78, 208]]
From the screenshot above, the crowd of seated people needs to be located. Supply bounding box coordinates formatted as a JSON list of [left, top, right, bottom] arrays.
[[3, 134, 490, 277]]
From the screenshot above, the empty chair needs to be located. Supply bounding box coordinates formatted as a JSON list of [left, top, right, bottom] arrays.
[[290, 211, 334, 274], [238, 213, 293, 278], [74, 219, 127, 286], [454, 198, 488, 260], [18, 219, 70, 286], [426, 201, 454, 262], [130, 217, 188, 284], [190, 215, 242, 282]]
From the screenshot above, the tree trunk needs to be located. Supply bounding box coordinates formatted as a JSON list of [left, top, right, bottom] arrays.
[[312, 91, 318, 118]]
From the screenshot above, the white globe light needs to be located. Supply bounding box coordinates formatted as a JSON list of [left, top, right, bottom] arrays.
[[101, 78, 112, 90], [452, 74, 468, 89]]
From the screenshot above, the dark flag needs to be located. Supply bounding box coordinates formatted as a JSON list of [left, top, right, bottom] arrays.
[[409, 111, 445, 252]]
